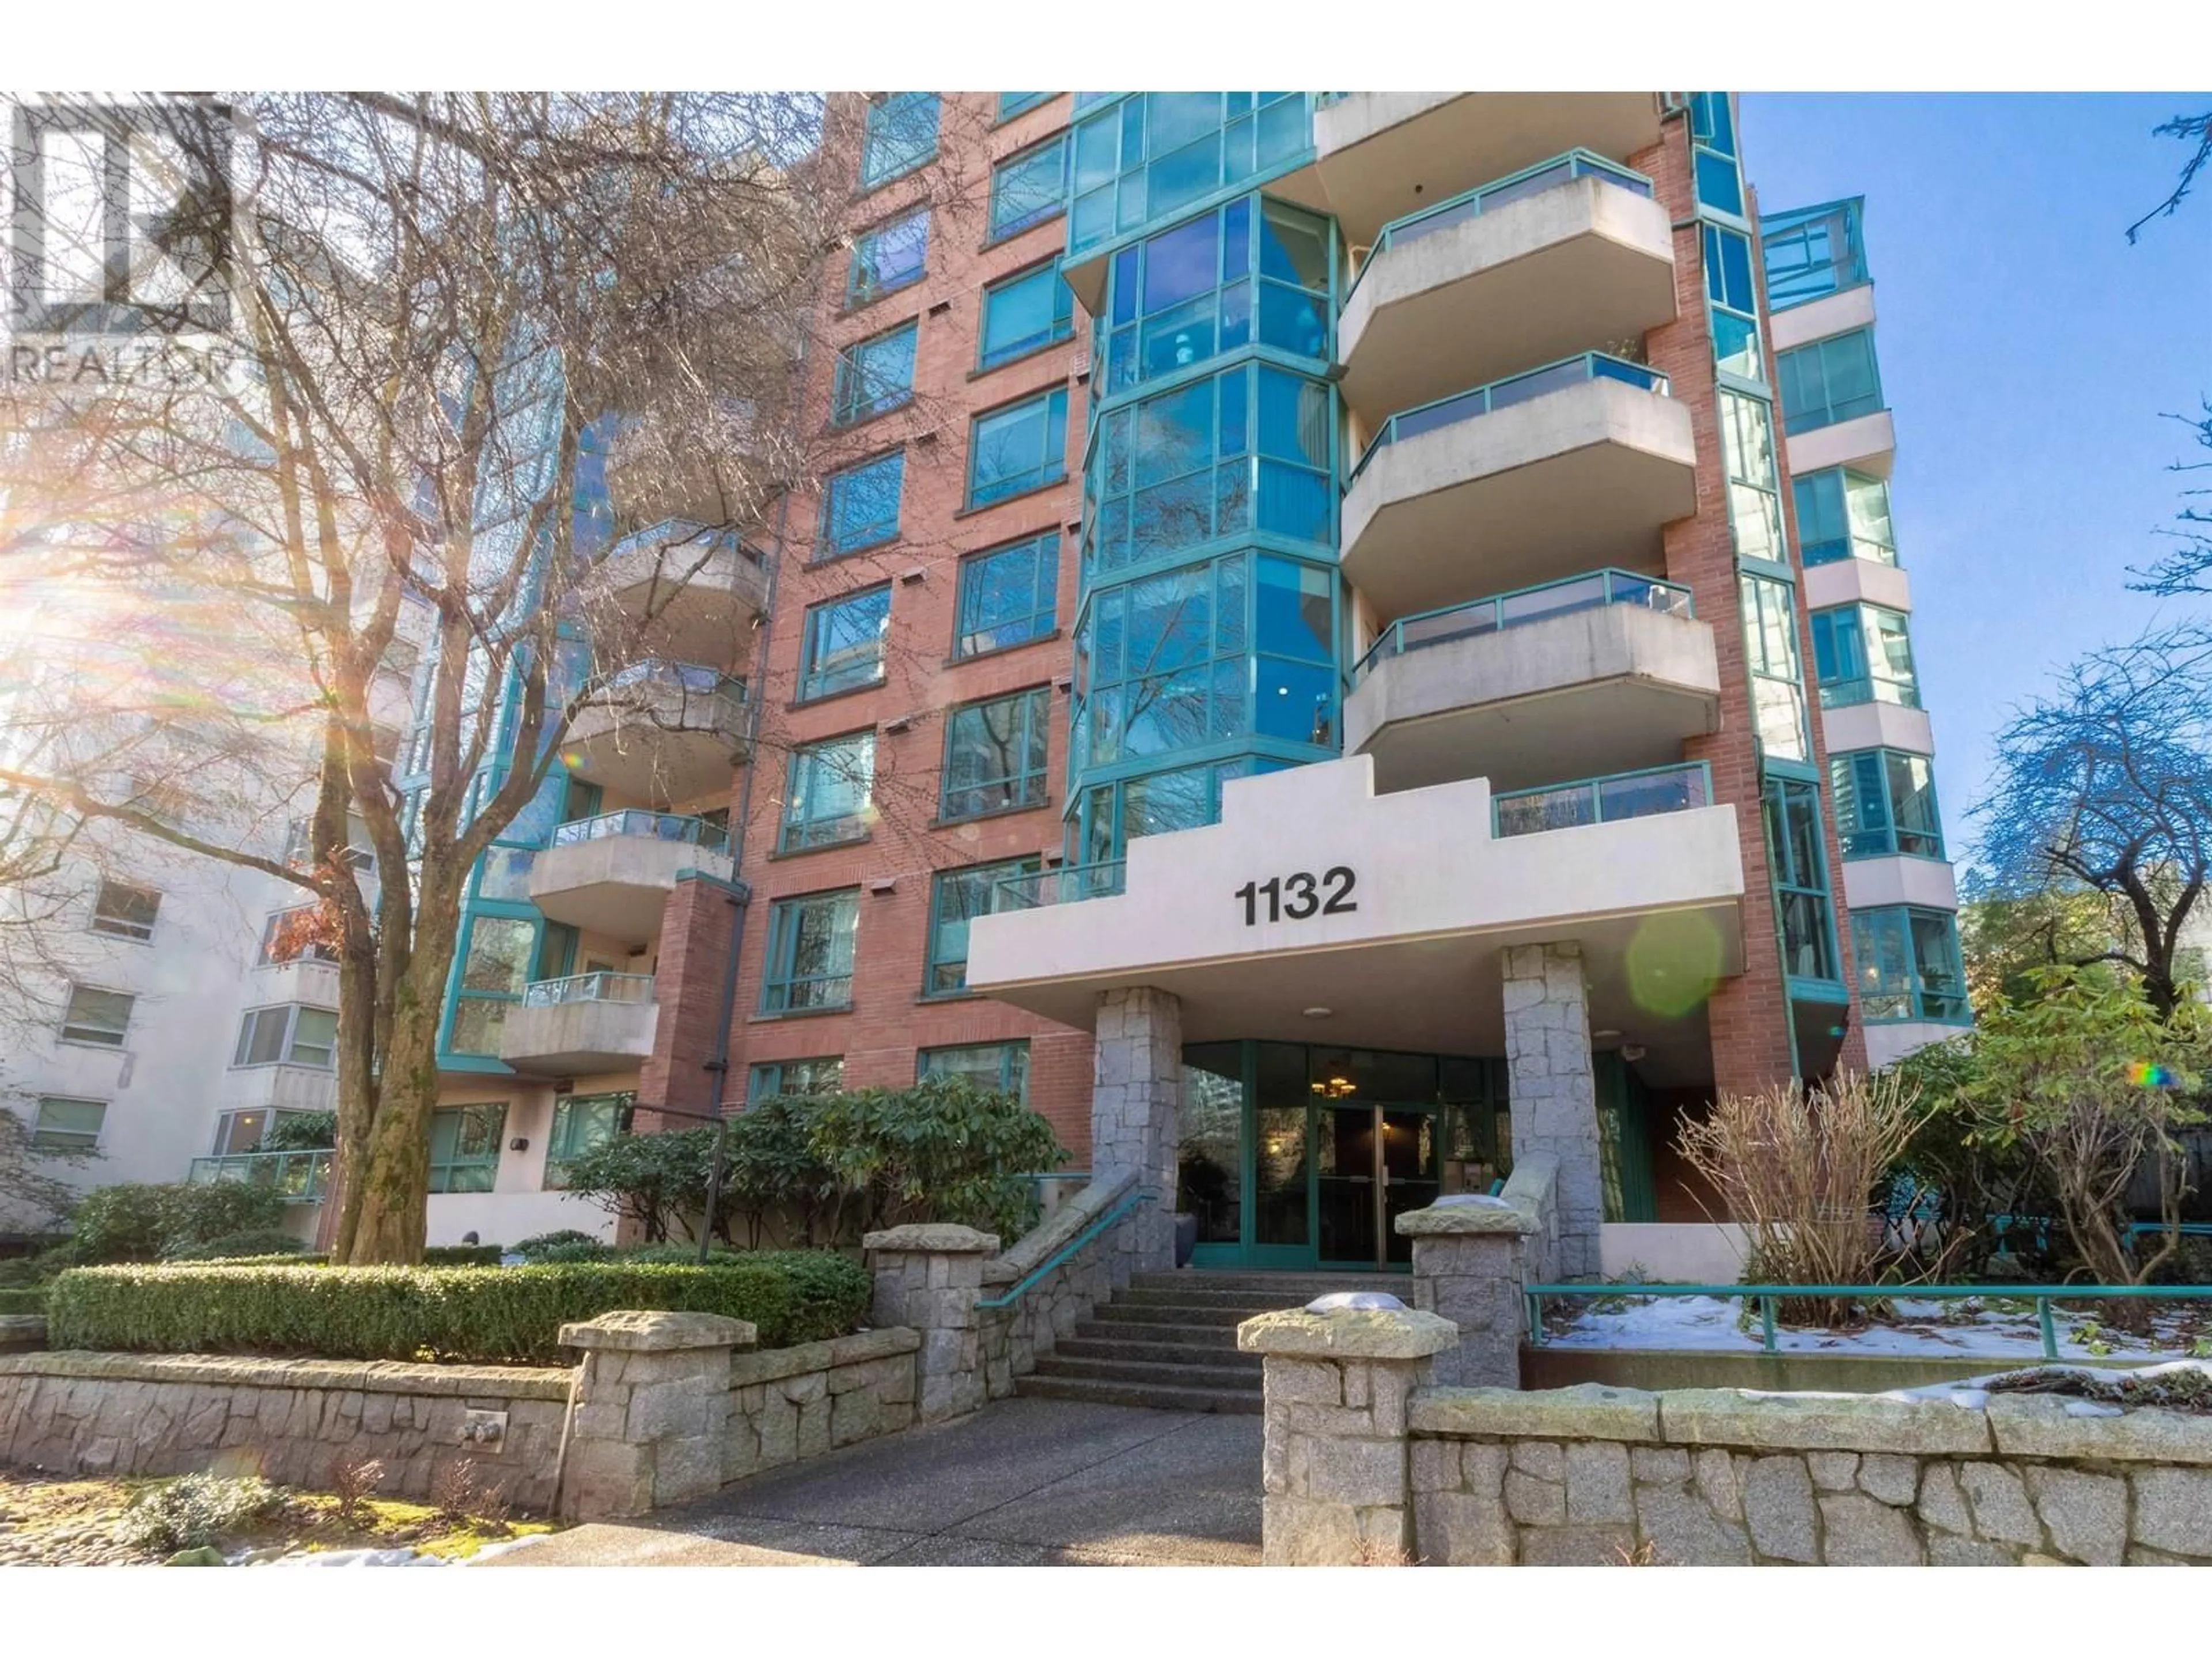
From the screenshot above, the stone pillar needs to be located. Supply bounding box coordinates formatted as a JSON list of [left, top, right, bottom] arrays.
[[558, 1309, 755, 1521], [1502, 942, 1603, 1281], [1090, 986, 1182, 1280], [1397, 1198, 1540, 1388], [1238, 1301, 1459, 1566], [864, 1223, 999, 1425]]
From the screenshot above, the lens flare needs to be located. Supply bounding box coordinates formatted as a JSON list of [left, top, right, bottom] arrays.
[[2128, 1062, 2180, 1090]]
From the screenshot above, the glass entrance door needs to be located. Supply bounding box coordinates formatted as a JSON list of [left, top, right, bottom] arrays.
[[1317, 1103, 1440, 1267]]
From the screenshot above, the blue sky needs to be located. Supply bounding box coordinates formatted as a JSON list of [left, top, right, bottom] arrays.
[[1740, 93, 2212, 867]]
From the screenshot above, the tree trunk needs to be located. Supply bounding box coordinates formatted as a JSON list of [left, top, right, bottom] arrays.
[[344, 972, 443, 1263]]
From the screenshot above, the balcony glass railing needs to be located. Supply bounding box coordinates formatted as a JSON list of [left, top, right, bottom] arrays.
[[1817, 673, 1921, 712], [549, 809, 731, 855], [1350, 352, 1669, 482], [995, 860, 1128, 910], [601, 517, 758, 569], [1492, 762, 1714, 839], [1758, 197, 1869, 311], [605, 658, 747, 702], [1353, 569, 1693, 684], [521, 971, 657, 1008], [187, 1149, 331, 1203], [1346, 150, 1656, 303]]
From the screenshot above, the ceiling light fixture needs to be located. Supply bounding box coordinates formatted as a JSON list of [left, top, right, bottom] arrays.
[[1302, 1006, 1332, 1018]]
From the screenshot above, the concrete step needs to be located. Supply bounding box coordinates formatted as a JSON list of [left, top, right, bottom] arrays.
[[1014, 1373, 1265, 1415], [1029, 1354, 1263, 1392], [1086, 1302, 1262, 1329], [1052, 1336, 1264, 1369], [1113, 1286, 1334, 1313], [1127, 1271, 1409, 1297], [1071, 1318, 1240, 1349]]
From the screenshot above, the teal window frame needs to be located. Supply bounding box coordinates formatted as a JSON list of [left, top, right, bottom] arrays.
[[954, 532, 1059, 658], [1810, 603, 1919, 709], [831, 320, 918, 426], [779, 732, 877, 853], [1717, 389, 1786, 567], [846, 208, 929, 308], [967, 385, 1069, 508], [924, 855, 1044, 997], [761, 889, 861, 1014], [444, 910, 551, 1060], [1067, 92, 1312, 258], [1702, 223, 1763, 382], [1760, 198, 1868, 310], [941, 686, 1051, 821], [544, 1091, 634, 1189], [817, 450, 904, 559], [747, 1056, 844, 1101], [1763, 777, 1842, 986], [1793, 467, 1897, 567], [1739, 571, 1811, 764], [989, 131, 1070, 240], [1776, 328, 1883, 434], [979, 259, 1074, 371], [428, 1103, 506, 1194], [1074, 756, 1274, 866], [997, 93, 1054, 122], [798, 583, 891, 702], [1851, 906, 1970, 1024], [1831, 748, 1944, 860], [860, 92, 938, 190], [917, 1039, 1031, 1101], [1688, 92, 1745, 218]]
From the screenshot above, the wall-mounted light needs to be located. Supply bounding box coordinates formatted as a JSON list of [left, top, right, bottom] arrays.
[[509, 1137, 529, 1153]]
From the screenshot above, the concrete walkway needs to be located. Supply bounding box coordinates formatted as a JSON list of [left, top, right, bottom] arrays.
[[483, 1397, 1262, 1567]]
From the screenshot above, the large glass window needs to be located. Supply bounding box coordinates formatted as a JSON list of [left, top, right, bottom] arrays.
[[860, 92, 938, 188], [1760, 198, 1866, 309], [748, 1056, 844, 1101], [955, 532, 1059, 658], [232, 1004, 339, 1069], [1776, 328, 1883, 434], [428, 1104, 505, 1194], [1702, 224, 1762, 382], [1718, 390, 1785, 566], [1739, 572, 1810, 764], [1253, 555, 1335, 745], [1793, 468, 1896, 567], [997, 93, 1053, 121], [1763, 778, 1840, 984], [925, 857, 1044, 996], [941, 687, 1051, 820], [831, 321, 918, 426], [1852, 907, 1969, 1023], [990, 132, 1069, 239], [846, 208, 929, 307], [1811, 603, 1919, 708], [979, 260, 1073, 370], [1831, 749, 1944, 859], [1084, 362, 1332, 576], [818, 451, 904, 558], [1689, 93, 1743, 217], [59, 984, 134, 1047], [90, 880, 161, 941], [31, 1096, 105, 1153], [967, 387, 1068, 508], [762, 891, 859, 1013], [1068, 92, 1311, 256], [798, 584, 891, 701], [780, 733, 877, 852], [448, 912, 541, 1058], [917, 1039, 1031, 1100], [545, 1092, 632, 1189], [1077, 756, 1279, 865]]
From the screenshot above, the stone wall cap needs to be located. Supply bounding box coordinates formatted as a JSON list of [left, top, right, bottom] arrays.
[[861, 1224, 1002, 1254], [0, 1348, 572, 1397], [1395, 1198, 1537, 1236], [726, 1325, 920, 1388], [1411, 1382, 1661, 1443], [1236, 1306, 1460, 1359], [1657, 1387, 1995, 1457], [559, 1309, 757, 1353], [1984, 1391, 2212, 1466]]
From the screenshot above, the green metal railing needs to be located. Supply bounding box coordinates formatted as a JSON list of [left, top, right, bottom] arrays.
[[1492, 761, 1714, 839], [1525, 1281, 2212, 1362], [550, 809, 731, 854], [1346, 149, 1656, 303], [521, 970, 656, 1008], [187, 1149, 332, 1204], [1350, 351, 1669, 483], [994, 859, 1128, 910], [976, 1185, 1160, 1312], [1354, 569, 1693, 684]]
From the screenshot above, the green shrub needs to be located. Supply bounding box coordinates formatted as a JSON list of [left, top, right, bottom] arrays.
[[117, 1474, 283, 1553], [0, 1286, 47, 1315], [421, 1245, 506, 1267], [162, 1229, 309, 1263], [258, 1112, 337, 1153], [513, 1229, 609, 1262], [46, 1252, 871, 1363], [67, 1182, 291, 1264]]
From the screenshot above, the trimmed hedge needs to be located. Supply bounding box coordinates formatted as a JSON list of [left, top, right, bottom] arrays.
[[421, 1245, 506, 1268], [44, 1254, 872, 1365], [0, 1287, 47, 1316]]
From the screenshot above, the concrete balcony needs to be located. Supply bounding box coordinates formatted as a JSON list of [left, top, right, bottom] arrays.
[[1342, 356, 1698, 619], [498, 973, 658, 1077], [1314, 92, 1668, 248], [1787, 408, 1896, 480], [528, 810, 735, 945], [1339, 154, 1678, 422], [1344, 571, 1721, 794], [220, 1063, 336, 1114], [1840, 854, 1959, 915], [562, 660, 748, 802], [1802, 553, 1911, 614], [582, 520, 770, 668], [252, 955, 340, 1009]]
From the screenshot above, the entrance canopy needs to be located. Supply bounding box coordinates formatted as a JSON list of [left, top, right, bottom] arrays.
[[968, 756, 1746, 1088]]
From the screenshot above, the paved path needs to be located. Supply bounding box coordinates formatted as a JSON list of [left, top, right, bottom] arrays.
[[482, 1397, 1261, 1567]]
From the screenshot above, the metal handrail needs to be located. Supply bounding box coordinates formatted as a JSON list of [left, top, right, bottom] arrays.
[[521, 971, 656, 1008], [976, 1185, 1160, 1312], [1491, 760, 1714, 839], [1353, 568, 1694, 683], [550, 809, 731, 854], [1346, 149, 1656, 303], [1524, 1280, 2212, 1362], [1350, 351, 1669, 483]]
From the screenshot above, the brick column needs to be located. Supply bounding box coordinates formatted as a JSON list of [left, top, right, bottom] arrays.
[[864, 1223, 998, 1425], [1502, 942, 1603, 1281], [557, 1309, 755, 1520], [1090, 986, 1181, 1280], [1397, 1197, 1540, 1389], [1238, 1300, 1459, 1566]]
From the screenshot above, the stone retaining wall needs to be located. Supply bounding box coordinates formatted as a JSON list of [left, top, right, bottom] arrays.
[[0, 1351, 571, 1513], [724, 1328, 920, 1482], [1409, 1381, 2212, 1566], [977, 1172, 1135, 1399]]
